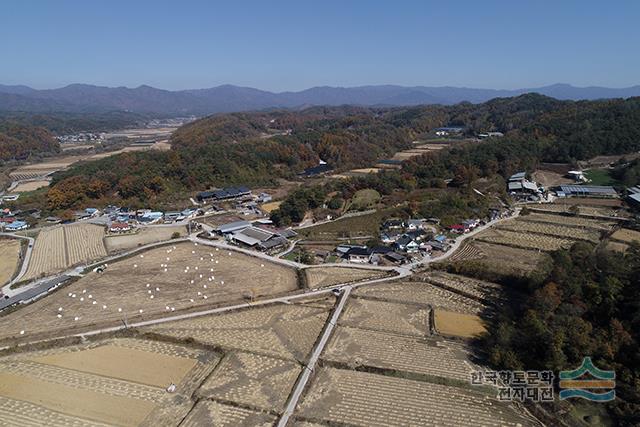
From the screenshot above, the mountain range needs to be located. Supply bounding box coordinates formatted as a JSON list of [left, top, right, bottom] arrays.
[[1, 83, 639, 116]]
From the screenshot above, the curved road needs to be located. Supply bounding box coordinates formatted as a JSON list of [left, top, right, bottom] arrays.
[[0, 233, 35, 295]]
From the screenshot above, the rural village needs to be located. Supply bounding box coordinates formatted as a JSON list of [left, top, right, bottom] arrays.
[[0, 112, 639, 427]]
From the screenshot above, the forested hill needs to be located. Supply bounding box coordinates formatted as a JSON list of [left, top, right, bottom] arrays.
[[0, 111, 148, 135], [0, 122, 59, 162], [41, 94, 640, 211]]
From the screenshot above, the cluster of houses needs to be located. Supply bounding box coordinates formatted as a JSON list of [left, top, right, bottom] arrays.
[[211, 219, 296, 253], [507, 172, 543, 200], [379, 218, 451, 254], [0, 208, 28, 231], [105, 206, 201, 233]]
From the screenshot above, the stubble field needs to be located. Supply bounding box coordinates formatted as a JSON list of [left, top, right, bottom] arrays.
[[0, 338, 218, 427], [22, 223, 107, 281], [0, 242, 298, 342], [0, 239, 21, 286]]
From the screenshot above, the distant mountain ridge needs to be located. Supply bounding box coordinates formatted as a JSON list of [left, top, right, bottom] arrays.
[[1, 82, 639, 115]]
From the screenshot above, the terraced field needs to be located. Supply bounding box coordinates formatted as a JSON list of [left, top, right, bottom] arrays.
[[197, 351, 301, 412], [353, 281, 483, 314], [450, 241, 550, 275], [304, 266, 392, 288], [144, 298, 333, 362], [324, 327, 474, 382], [339, 298, 429, 337], [182, 401, 275, 427], [496, 218, 601, 242], [475, 228, 574, 251], [447, 242, 484, 262], [22, 224, 106, 281], [523, 212, 615, 231], [298, 368, 535, 427], [0, 338, 217, 427], [422, 272, 502, 301], [611, 228, 640, 244], [0, 242, 298, 342]]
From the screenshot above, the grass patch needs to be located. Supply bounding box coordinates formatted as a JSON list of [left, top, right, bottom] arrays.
[[298, 208, 398, 240], [584, 168, 620, 186]]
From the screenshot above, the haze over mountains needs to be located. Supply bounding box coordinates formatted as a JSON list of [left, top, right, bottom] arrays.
[[1, 82, 639, 115]]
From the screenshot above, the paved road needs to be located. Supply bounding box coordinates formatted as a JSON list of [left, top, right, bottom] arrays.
[[277, 286, 352, 427]]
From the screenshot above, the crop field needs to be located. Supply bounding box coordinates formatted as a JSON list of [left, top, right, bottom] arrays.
[[297, 210, 389, 240], [298, 368, 534, 427], [353, 281, 483, 314], [21, 226, 67, 281], [496, 218, 601, 242], [197, 351, 301, 412], [529, 203, 623, 218], [0, 239, 21, 286], [475, 228, 574, 251], [434, 310, 486, 338], [10, 180, 50, 192], [304, 266, 392, 288], [449, 241, 549, 275], [0, 242, 298, 342], [339, 298, 430, 337], [422, 272, 502, 302], [611, 228, 640, 244], [522, 212, 615, 231], [144, 297, 334, 362], [104, 225, 186, 253], [447, 242, 485, 262], [0, 338, 217, 427], [182, 401, 275, 427], [22, 224, 106, 281], [324, 327, 475, 382]]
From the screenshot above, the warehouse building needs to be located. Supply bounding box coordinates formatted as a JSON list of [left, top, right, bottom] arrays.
[[558, 185, 618, 198]]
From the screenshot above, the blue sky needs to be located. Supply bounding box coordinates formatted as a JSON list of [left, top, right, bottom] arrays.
[[2, 0, 639, 91]]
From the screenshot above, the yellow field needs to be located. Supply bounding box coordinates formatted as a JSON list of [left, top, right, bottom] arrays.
[[34, 345, 197, 388], [0, 239, 20, 286], [260, 201, 282, 213], [0, 371, 155, 426], [0, 338, 215, 427], [434, 309, 486, 338]]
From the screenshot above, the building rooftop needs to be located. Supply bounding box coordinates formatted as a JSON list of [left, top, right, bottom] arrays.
[[560, 185, 618, 195]]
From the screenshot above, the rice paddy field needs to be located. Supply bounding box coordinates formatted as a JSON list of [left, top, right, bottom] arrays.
[[434, 309, 487, 338], [297, 368, 535, 427], [196, 351, 301, 412], [143, 297, 334, 362], [0, 238, 21, 286], [22, 223, 107, 281], [610, 228, 640, 244], [0, 338, 218, 427], [104, 226, 187, 254], [304, 266, 393, 288], [0, 242, 298, 342]]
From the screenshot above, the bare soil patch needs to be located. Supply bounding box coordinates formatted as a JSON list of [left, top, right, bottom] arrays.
[[105, 225, 186, 253], [610, 228, 640, 244]]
